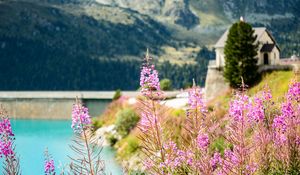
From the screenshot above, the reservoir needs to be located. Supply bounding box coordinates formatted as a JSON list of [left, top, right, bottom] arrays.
[[0, 119, 123, 174], [0, 91, 179, 174]]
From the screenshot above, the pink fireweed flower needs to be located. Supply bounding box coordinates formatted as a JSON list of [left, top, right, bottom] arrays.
[[140, 52, 162, 98], [176, 150, 187, 163], [229, 94, 250, 122], [245, 163, 258, 175], [71, 103, 91, 133], [0, 116, 15, 158], [224, 149, 239, 165], [281, 101, 294, 118], [273, 115, 287, 132], [0, 140, 13, 157], [188, 86, 207, 113], [273, 132, 288, 146], [162, 141, 184, 169], [247, 97, 265, 123], [44, 159, 55, 174], [0, 118, 14, 137], [287, 81, 300, 102], [185, 150, 194, 166], [262, 88, 272, 101], [296, 136, 300, 146], [139, 112, 159, 133], [210, 152, 222, 170], [163, 140, 178, 152], [196, 133, 209, 150]]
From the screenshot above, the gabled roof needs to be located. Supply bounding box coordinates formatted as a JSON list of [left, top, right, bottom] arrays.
[[260, 44, 275, 52], [215, 27, 268, 48]]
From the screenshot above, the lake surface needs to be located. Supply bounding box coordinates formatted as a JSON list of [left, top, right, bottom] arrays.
[[0, 119, 122, 174]]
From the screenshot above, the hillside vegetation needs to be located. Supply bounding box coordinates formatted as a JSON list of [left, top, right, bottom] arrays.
[[0, 0, 300, 90], [94, 70, 299, 173], [209, 70, 299, 115]]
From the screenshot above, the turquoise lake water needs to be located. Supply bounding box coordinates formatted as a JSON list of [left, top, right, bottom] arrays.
[[0, 119, 122, 175]]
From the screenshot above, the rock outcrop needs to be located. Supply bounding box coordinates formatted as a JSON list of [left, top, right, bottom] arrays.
[[95, 0, 199, 29]]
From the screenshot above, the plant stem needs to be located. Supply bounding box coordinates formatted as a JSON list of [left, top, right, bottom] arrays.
[[82, 128, 94, 175]]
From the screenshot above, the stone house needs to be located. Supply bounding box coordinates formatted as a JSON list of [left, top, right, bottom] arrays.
[[205, 27, 281, 101], [214, 27, 280, 68]]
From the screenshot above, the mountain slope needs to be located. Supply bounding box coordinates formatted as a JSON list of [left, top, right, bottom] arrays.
[[0, 0, 173, 58], [0, 0, 176, 90], [0, 0, 299, 90]]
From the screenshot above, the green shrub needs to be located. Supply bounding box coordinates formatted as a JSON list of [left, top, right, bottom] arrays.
[[115, 108, 140, 136], [106, 133, 118, 146], [113, 89, 122, 100], [92, 118, 103, 130], [210, 137, 231, 155], [126, 136, 139, 154], [160, 78, 172, 90], [171, 109, 186, 117]]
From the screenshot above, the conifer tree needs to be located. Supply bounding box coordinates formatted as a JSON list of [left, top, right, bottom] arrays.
[[224, 21, 258, 88]]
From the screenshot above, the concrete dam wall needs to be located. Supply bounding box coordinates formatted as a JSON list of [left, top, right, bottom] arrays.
[[0, 91, 179, 119], [1, 98, 75, 120], [0, 91, 133, 120]]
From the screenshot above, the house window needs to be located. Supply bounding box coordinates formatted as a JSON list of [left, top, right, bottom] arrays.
[[264, 53, 269, 65]]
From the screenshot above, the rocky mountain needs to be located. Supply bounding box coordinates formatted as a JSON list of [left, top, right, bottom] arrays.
[[95, 0, 199, 29], [93, 0, 300, 56]]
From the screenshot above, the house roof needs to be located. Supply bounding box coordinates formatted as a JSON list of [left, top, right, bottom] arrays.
[[260, 44, 275, 52], [215, 27, 268, 48]]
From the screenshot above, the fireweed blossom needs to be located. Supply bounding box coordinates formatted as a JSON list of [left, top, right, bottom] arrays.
[[69, 101, 104, 175], [185, 84, 215, 174], [210, 152, 222, 170], [188, 86, 207, 112], [138, 51, 166, 175], [247, 96, 265, 123], [271, 81, 300, 173], [272, 101, 295, 145], [220, 148, 258, 174], [287, 81, 300, 102], [225, 93, 258, 174], [0, 118, 14, 137], [0, 141, 14, 157], [196, 133, 209, 150], [262, 88, 272, 101], [140, 51, 162, 98], [229, 94, 250, 122], [0, 107, 20, 175], [44, 148, 55, 175], [71, 102, 91, 133], [161, 141, 181, 169], [44, 159, 55, 175], [0, 117, 14, 158], [186, 85, 208, 139], [139, 112, 159, 133]]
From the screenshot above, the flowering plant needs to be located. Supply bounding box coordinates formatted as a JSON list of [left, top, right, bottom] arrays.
[[137, 51, 300, 175], [44, 148, 56, 175], [0, 105, 21, 175], [69, 99, 104, 175]]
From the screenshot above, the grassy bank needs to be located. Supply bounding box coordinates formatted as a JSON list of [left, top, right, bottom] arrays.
[[93, 70, 299, 173]]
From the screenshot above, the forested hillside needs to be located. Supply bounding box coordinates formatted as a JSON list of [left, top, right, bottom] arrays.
[[0, 0, 299, 90]]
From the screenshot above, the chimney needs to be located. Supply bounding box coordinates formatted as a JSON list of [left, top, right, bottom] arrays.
[[240, 16, 244, 22]]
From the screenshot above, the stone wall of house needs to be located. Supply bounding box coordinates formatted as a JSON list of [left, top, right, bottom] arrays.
[[257, 64, 293, 73], [204, 67, 230, 101], [205, 63, 298, 101]]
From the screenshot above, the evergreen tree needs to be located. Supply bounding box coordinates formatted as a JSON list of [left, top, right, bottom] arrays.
[[224, 21, 259, 88]]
